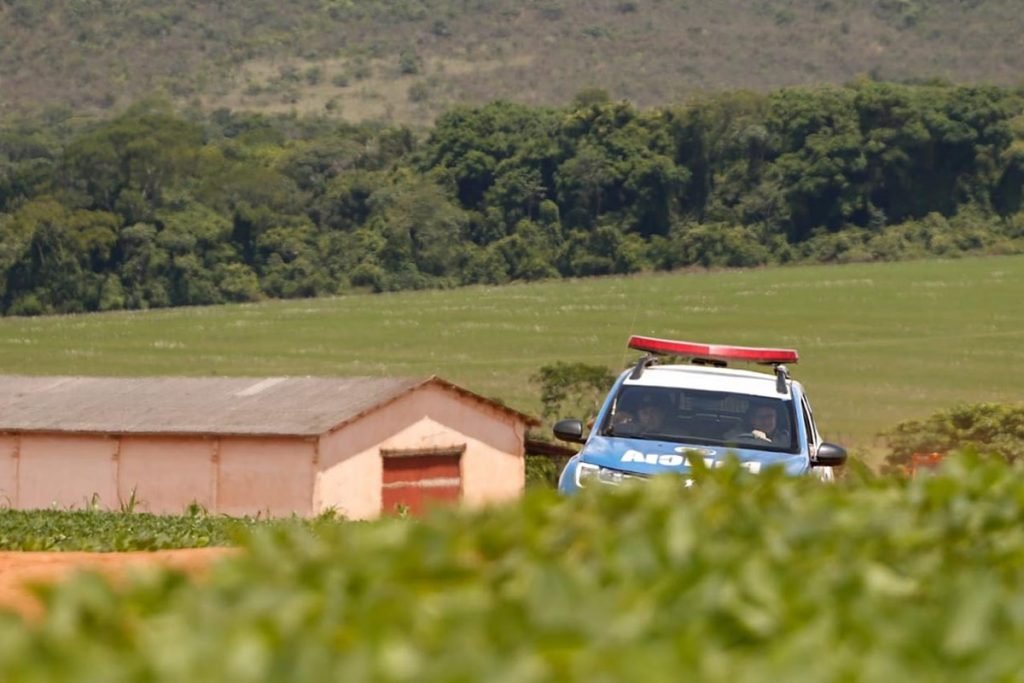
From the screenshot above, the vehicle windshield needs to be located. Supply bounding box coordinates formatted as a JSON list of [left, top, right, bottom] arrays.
[[601, 385, 798, 453]]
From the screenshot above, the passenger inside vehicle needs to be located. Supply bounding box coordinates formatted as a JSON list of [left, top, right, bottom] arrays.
[[610, 390, 672, 435]]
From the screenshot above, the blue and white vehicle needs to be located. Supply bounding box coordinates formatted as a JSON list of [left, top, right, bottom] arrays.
[[554, 336, 847, 493]]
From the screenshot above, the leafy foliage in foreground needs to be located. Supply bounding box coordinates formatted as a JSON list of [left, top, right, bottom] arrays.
[[3, 455, 1024, 681], [0, 508, 253, 551]]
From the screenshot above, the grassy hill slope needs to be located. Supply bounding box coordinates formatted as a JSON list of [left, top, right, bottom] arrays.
[[1, 254, 1021, 455], [2, 0, 1023, 125]]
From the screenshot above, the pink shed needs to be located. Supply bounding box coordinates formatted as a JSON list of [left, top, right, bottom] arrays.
[[0, 375, 538, 519]]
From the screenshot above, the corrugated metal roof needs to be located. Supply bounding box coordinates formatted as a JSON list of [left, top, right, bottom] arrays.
[[0, 375, 534, 437]]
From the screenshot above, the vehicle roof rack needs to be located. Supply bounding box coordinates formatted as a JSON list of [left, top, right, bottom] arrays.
[[774, 364, 790, 395], [628, 354, 658, 380]]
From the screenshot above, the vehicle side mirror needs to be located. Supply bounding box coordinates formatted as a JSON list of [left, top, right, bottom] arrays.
[[553, 419, 586, 444], [813, 442, 847, 467]]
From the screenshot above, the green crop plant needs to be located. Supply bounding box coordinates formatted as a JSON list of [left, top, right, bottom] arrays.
[[2, 454, 1024, 680], [0, 508, 252, 551]]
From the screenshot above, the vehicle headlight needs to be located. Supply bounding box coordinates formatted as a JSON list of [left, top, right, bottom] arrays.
[[575, 462, 645, 488]]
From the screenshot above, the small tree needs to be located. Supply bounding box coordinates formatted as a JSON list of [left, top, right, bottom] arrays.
[[528, 361, 616, 488], [531, 361, 616, 423]]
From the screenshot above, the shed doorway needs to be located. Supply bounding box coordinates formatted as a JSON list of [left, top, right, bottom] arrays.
[[380, 445, 464, 516]]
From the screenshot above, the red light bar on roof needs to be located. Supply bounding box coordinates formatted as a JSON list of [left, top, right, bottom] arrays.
[[627, 335, 799, 365]]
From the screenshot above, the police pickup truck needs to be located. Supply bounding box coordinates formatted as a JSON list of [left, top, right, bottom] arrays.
[[554, 336, 847, 492]]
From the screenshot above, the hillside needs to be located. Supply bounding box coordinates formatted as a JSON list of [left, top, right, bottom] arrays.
[[2, 0, 1024, 125]]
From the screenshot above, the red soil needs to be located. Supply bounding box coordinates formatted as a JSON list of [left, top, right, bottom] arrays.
[[0, 548, 237, 620]]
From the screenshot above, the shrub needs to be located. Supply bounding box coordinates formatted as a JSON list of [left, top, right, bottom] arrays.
[[662, 222, 774, 269], [351, 60, 372, 80], [6, 293, 45, 317], [530, 361, 616, 422], [525, 453, 565, 488], [883, 402, 1024, 471], [430, 19, 451, 37], [398, 50, 421, 75], [408, 82, 429, 103], [303, 66, 323, 85]]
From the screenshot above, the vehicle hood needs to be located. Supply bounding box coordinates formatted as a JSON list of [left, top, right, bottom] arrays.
[[579, 435, 808, 476]]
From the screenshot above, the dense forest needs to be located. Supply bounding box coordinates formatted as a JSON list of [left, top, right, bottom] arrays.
[[1, 81, 1022, 315]]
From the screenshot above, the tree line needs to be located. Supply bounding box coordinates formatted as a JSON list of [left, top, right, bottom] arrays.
[[1, 80, 1023, 315]]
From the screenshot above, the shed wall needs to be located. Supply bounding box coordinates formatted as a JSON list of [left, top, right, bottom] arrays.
[[316, 384, 525, 519], [0, 435, 19, 506], [0, 432, 313, 515], [118, 437, 215, 514], [17, 435, 118, 509], [217, 437, 314, 517]]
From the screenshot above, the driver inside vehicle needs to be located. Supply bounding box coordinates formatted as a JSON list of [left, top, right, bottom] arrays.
[[724, 401, 788, 445]]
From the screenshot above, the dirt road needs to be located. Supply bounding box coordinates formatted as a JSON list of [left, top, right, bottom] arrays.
[[0, 548, 236, 620]]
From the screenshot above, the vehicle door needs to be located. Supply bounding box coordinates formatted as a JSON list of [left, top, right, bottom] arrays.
[[801, 393, 833, 482]]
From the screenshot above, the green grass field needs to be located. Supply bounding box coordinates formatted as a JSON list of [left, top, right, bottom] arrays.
[[1, 255, 1022, 456]]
